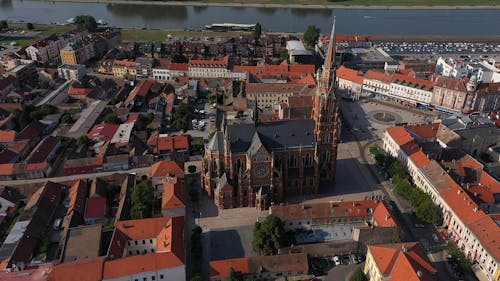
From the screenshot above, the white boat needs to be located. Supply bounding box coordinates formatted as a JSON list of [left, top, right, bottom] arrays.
[[66, 18, 75, 24], [97, 19, 108, 26]]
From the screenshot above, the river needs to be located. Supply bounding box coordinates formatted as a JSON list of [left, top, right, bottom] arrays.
[[1, 0, 500, 35]]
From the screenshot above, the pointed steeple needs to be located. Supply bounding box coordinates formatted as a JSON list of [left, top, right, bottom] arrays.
[[324, 16, 336, 72]]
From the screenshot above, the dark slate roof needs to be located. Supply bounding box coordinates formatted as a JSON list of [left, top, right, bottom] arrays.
[[256, 120, 315, 151], [226, 123, 256, 153], [226, 120, 315, 153]]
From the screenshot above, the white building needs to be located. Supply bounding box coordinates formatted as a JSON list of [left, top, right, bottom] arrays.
[[388, 74, 434, 106], [383, 124, 500, 281], [436, 57, 469, 78], [58, 64, 87, 81], [152, 60, 188, 81], [188, 56, 231, 78], [362, 69, 393, 98], [26, 31, 86, 64]]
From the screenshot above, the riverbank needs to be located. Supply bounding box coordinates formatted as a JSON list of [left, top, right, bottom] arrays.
[[47, 0, 500, 9], [4, 22, 500, 48]]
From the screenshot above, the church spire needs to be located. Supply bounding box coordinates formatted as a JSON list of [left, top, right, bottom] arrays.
[[324, 16, 336, 72]]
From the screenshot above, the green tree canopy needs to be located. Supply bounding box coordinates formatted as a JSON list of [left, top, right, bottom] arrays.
[[76, 135, 91, 147], [74, 15, 98, 32], [228, 267, 244, 281], [0, 20, 7, 30], [303, 25, 320, 47], [254, 22, 262, 40], [105, 112, 121, 124], [252, 215, 284, 256], [26, 22, 34, 30], [350, 267, 368, 281], [131, 181, 154, 219]]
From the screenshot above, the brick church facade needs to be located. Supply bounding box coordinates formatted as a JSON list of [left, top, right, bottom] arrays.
[[202, 19, 340, 210]]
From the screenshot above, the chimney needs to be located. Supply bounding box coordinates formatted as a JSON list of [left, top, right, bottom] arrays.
[[473, 206, 479, 212], [402, 244, 407, 253], [417, 270, 422, 278], [457, 190, 461, 195]]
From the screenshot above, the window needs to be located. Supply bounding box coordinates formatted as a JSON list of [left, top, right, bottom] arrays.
[[160, 275, 164, 279], [152, 277, 156, 281], [135, 241, 138, 245], [143, 240, 146, 245]]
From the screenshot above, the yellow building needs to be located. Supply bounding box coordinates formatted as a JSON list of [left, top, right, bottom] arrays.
[[60, 43, 85, 65], [364, 242, 437, 281], [112, 60, 137, 79]]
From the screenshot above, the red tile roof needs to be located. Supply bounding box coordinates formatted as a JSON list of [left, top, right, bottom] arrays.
[[113, 60, 137, 68], [434, 76, 467, 92], [156, 134, 189, 152], [386, 127, 413, 146], [162, 177, 186, 210], [49, 257, 105, 281], [210, 258, 250, 279], [103, 252, 183, 279], [0, 263, 52, 281], [373, 201, 397, 227], [405, 123, 440, 140], [151, 161, 184, 177], [67, 180, 87, 215], [336, 65, 364, 84], [85, 197, 107, 219], [125, 79, 156, 104], [0, 130, 17, 143], [392, 73, 434, 89], [87, 123, 120, 142], [189, 55, 229, 67], [364, 69, 393, 83], [69, 82, 94, 96], [368, 242, 436, 281], [270, 200, 378, 221]]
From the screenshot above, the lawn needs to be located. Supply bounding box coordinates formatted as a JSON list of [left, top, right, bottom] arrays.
[[197, 0, 500, 5], [0, 23, 72, 48], [122, 28, 244, 42]]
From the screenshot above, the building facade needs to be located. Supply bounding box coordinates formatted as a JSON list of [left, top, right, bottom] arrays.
[[201, 19, 340, 210], [58, 64, 87, 81]]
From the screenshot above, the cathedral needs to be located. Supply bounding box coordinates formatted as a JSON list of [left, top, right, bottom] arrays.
[[201, 18, 340, 210]]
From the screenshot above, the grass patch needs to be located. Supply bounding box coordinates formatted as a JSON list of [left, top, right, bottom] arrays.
[[1, 23, 72, 48], [195, 0, 500, 5], [122, 28, 246, 42]]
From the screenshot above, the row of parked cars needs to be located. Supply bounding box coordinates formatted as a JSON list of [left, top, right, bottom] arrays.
[[332, 253, 365, 266]]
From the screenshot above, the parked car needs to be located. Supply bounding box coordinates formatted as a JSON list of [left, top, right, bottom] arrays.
[[332, 256, 340, 266], [414, 224, 425, 228], [350, 254, 359, 264], [432, 233, 439, 242], [53, 218, 63, 230]]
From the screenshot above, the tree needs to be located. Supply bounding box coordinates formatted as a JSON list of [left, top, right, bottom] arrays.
[[61, 113, 74, 124], [190, 275, 202, 281], [388, 161, 407, 178], [0, 20, 7, 30], [74, 15, 98, 32], [252, 215, 284, 256], [254, 22, 262, 40], [303, 25, 320, 47], [279, 49, 289, 63], [26, 22, 34, 30], [105, 112, 121, 124], [350, 267, 367, 281], [228, 267, 244, 281], [415, 199, 440, 225], [76, 135, 91, 148], [171, 53, 188, 63], [131, 181, 154, 219]]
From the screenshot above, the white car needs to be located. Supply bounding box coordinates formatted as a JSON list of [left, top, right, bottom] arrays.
[[53, 218, 63, 230], [333, 256, 340, 266]]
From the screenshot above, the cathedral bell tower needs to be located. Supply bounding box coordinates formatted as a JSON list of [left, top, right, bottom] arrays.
[[312, 17, 340, 182]]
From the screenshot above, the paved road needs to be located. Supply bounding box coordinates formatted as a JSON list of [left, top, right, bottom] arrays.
[[0, 166, 151, 186]]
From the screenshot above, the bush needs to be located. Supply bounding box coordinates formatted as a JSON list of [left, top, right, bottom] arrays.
[[188, 165, 197, 174], [26, 22, 34, 30], [131, 181, 154, 219], [350, 267, 367, 281], [446, 242, 473, 274], [0, 20, 7, 30]]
